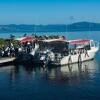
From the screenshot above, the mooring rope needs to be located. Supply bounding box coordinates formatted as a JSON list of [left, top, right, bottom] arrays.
[[85, 49, 89, 58], [68, 55, 72, 65], [77, 48, 82, 64], [78, 53, 82, 63]]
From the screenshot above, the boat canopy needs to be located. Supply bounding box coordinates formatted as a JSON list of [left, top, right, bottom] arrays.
[[40, 38, 65, 43], [68, 39, 90, 45], [15, 37, 35, 43]]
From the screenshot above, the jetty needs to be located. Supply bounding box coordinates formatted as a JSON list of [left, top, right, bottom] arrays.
[[0, 57, 16, 66]]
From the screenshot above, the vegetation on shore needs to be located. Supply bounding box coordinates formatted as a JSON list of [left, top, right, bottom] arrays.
[[0, 34, 16, 47]]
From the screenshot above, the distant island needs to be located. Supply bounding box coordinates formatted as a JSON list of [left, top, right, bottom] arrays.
[[0, 22, 100, 32]]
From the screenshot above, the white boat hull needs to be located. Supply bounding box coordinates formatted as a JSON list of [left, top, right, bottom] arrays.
[[36, 39, 99, 67], [60, 47, 98, 65]]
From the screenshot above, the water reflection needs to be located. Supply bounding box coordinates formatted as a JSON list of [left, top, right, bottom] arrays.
[[0, 59, 98, 85], [46, 60, 98, 84]]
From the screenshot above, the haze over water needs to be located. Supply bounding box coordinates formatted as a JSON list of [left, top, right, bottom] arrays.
[[0, 32, 100, 100]]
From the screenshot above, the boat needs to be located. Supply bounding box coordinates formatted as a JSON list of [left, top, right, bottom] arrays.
[[34, 38, 99, 66], [14, 36, 64, 64]]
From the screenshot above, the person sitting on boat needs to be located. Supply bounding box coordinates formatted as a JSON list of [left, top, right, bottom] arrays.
[[4, 46, 10, 57], [18, 46, 23, 52], [63, 47, 69, 56], [10, 46, 15, 57], [15, 46, 19, 55]]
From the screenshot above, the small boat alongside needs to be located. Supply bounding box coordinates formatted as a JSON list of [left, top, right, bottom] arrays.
[[34, 38, 99, 66]]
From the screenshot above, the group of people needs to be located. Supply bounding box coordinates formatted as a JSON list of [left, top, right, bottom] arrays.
[[0, 34, 66, 58], [0, 42, 35, 58], [0, 43, 15, 57], [33, 34, 66, 40]]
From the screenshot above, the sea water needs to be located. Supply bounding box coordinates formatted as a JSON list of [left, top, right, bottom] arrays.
[[0, 32, 100, 100]]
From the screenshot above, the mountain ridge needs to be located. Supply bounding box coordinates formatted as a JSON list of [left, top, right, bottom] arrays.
[[0, 22, 100, 32]]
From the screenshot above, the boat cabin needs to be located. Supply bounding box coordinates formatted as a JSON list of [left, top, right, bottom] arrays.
[[38, 38, 99, 56], [38, 38, 68, 53]]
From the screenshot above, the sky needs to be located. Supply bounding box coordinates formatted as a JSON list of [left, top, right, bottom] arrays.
[[0, 0, 100, 24]]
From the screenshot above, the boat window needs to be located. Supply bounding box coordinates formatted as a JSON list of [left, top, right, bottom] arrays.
[[69, 44, 76, 49], [84, 43, 90, 50], [94, 41, 99, 47], [69, 42, 91, 50], [91, 41, 95, 47], [39, 41, 68, 53]]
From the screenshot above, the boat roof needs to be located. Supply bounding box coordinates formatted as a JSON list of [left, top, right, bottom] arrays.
[[40, 38, 91, 44], [68, 39, 90, 44], [15, 37, 36, 43], [40, 38, 65, 42]]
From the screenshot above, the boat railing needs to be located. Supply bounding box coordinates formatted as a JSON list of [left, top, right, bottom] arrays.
[[63, 48, 89, 56], [53, 48, 87, 62]]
